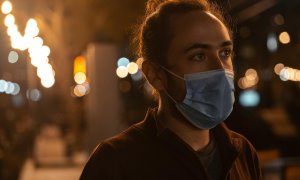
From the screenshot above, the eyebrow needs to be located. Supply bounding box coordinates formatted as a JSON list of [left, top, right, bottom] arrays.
[[184, 41, 233, 53]]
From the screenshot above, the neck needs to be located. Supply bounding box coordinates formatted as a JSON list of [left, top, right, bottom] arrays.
[[157, 103, 210, 151]]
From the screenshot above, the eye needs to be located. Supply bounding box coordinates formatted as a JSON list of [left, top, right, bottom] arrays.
[[191, 53, 206, 62], [220, 48, 233, 59]]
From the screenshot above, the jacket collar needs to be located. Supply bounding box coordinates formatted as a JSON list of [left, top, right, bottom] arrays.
[[134, 108, 240, 179]]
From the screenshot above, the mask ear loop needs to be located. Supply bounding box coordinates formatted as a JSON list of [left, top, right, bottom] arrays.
[[157, 64, 185, 103], [158, 65, 185, 80]]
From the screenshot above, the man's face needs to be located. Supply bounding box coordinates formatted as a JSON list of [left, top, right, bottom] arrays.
[[163, 10, 234, 102]]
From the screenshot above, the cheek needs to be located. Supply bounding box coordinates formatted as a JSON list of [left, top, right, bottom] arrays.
[[167, 77, 187, 102]]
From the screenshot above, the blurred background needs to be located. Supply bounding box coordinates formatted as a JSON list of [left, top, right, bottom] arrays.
[[0, 0, 300, 179]]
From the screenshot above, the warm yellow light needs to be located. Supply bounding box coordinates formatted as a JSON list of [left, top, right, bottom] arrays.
[[284, 68, 300, 82], [274, 63, 284, 75], [30, 56, 49, 68], [73, 85, 86, 97], [238, 69, 259, 89], [25, 19, 39, 37], [7, 24, 18, 36], [296, 71, 300, 81], [29, 37, 43, 49], [74, 56, 86, 75], [4, 14, 15, 27], [11, 35, 27, 50], [74, 72, 86, 84], [245, 68, 258, 81], [238, 78, 245, 89], [279, 32, 290, 44], [1, 1, 12, 14], [41, 45, 50, 57], [127, 62, 139, 74], [37, 63, 52, 78], [116, 66, 128, 78], [41, 77, 55, 88]]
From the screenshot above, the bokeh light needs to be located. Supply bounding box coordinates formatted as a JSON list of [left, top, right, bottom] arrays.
[[5, 81, 14, 94], [127, 62, 139, 74], [279, 31, 290, 44], [25, 19, 39, 37], [131, 70, 143, 81], [117, 57, 130, 67], [73, 85, 86, 97], [2, 4, 55, 88], [116, 66, 128, 78], [274, 63, 284, 75], [8, 50, 18, 63], [74, 56, 86, 75], [1, 1, 12, 14], [245, 68, 258, 81], [239, 90, 260, 107], [0, 80, 8, 92], [279, 67, 300, 82], [267, 33, 278, 53], [0, 80, 21, 95], [74, 72, 87, 84], [238, 68, 259, 89], [4, 14, 14, 27], [11, 83, 20, 95], [41, 77, 55, 88], [26, 89, 42, 101]]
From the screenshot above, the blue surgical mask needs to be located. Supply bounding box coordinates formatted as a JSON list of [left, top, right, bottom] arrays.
[[160, 66, 235, 129]]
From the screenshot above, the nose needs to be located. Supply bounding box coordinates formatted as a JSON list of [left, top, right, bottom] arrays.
[[209, 53, 224, 70], [208, 51, 233, 71]]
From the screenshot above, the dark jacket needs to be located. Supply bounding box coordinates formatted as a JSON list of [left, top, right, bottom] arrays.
[[80, 108, 262, 180]]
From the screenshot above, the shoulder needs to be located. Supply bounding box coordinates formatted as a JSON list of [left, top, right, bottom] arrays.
[[225, 127, 263, 179], [216, 123, 257, 154], [102, 123, 152, 150], [80, 125, 148, 179], [86, 119, 158, 163]]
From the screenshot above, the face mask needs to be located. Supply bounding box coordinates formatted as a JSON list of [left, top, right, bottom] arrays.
[[160, 66, 235, 129]]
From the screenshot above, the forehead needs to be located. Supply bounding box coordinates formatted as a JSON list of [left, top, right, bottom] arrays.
[[169, 10, 231, 48]]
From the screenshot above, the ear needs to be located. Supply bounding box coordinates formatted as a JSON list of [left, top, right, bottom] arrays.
[[142, 60, 165, 91]]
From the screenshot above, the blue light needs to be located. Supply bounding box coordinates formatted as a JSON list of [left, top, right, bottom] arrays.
[[267, 33, 278, 53], [117, 57, 130, 67], [131, 70, 143, 81], [239, 90, 260, 107]]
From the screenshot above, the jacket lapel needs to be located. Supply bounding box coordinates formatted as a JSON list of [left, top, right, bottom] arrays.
[[157, 129, 209, 179], [135, 108, 208, 179], [213, 123, 240, 179]]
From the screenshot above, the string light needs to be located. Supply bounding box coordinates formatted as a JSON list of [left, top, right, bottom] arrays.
[[1, 1, 55, 88], [274, 63, 284, 75], [238, 68, 259, 89], [1, 1, 12, 14], [0, 79, 20, 95], [279, 67, 300, 82]]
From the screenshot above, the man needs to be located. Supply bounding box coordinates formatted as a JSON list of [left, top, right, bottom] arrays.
[[80, 0, 262, 179]]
